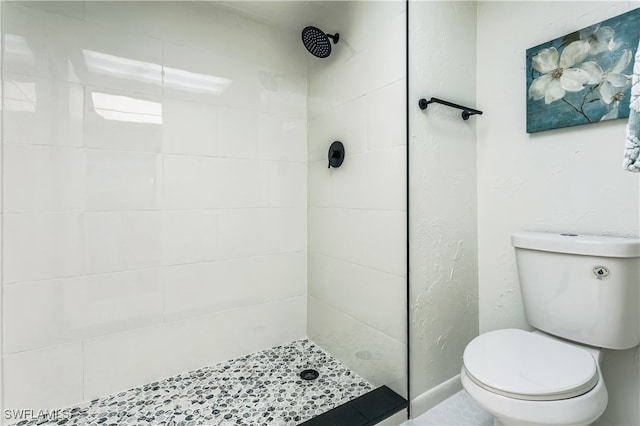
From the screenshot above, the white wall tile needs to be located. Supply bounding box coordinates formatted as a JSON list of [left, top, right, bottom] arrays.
[[3, 343, 84, 410], [218, 208, 306, 258], [3, 269, 163, 354], [350, 148, 407, 211], [213, 7, 302, 73], [86, 150, 160, 211], [308, 296, 407, 398], [2, 4, 52, 78], [364, 12, 405, 92], [2, 1, 310, 410], [84, 296, 306, 399], [52, 19, 163, 94], [308, 97, 367, 162], [163, 252, 306, 321], [265, 161, 307, 208], [308, 207, 368, 266], [162, 42, 258, 108], [162, 99, 218, 156], [218, 107, 259, 159], [162, 154, 206, 209], [3, 144, 85, 213], [20, 1, 85, 19], [314, 53, 370, 107], [85, 211, 161, 274], [160, 19, 307, 114], [84, 2, 218, 49], [219, 110, 307, 162], [308, 208, 405, 277], [161, 209, 218, 265], [3, 73, 83, 147], [84, 87, 163, 152], [81, 269, 164, 337], [364, 0, 406, 32], [311, 1, 368, 66], [364, 210, 406, 276], [308, 254, 406, 342], [4, 4, 164, 92], [3, 277, 85, 354], [3, 212, 84, 283], [261, 72, 308, 119], [366, 79, 406, 151], [308, 148, 406, 211], [211, 158, 269, 208], [258, 114, 306, 163], [307, 161, 334, 208], [163, 155, 268, 209]]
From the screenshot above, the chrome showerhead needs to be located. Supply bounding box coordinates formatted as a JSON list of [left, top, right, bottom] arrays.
[[301, 26, 339, 58]]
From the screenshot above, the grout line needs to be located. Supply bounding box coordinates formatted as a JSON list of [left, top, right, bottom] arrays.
[[308, 251, 406, 279], [2, 250, 307, 287]]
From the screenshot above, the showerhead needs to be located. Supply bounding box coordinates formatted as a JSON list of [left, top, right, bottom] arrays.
[[301, 26, 339, 58]]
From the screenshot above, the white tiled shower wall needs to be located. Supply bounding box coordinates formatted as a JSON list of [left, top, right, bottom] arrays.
[[306, 1, 408, 398], [1, 1, 308, 411]]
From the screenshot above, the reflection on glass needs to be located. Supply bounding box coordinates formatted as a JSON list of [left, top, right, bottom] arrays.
[[163, 67, 232, 95], [91, 91, 162, 124], [82, 49, 232, 95], [83, 49, 160, 85], [3, 80, 37, 112], [4, 34, 35, 65]]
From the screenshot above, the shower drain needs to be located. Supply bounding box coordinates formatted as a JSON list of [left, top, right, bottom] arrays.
[[299, 369, 320, 381]]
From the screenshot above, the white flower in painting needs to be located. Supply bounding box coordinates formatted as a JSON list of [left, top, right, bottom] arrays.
[[580, 49, 633, 121], [529, 40, 591, 104], [580, 25, 621, 55], [599, 49, 632, 105], [579, 49, 632, 102]]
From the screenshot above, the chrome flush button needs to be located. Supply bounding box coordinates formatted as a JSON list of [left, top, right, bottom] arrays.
[[593, 266, 610, 280]]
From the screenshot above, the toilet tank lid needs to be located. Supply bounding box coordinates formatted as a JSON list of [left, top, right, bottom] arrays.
[[512, 231, 640, 258]]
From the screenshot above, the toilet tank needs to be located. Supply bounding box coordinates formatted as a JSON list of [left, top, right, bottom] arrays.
[[512, 231, 640, 350]]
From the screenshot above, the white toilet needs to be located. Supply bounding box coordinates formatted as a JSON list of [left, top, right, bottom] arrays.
[[461, 231, 640, 426]]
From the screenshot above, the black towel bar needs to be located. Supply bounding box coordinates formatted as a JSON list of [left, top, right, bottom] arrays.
[[418, 97, 483, 120]]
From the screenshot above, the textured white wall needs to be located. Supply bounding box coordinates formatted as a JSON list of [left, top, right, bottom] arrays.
[[1, 1, 307, 413], [306, 1, 408, 398], [408, 1, 479, 413], [477, 2, 640, 425]]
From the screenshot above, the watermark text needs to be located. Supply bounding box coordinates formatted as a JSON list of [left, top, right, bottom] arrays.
[[4, 409, 72, 421]]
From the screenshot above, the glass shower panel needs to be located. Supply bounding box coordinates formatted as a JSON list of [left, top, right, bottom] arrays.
[[305, 0, 409, 405]]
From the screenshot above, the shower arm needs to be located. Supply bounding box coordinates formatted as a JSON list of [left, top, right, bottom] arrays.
[[418, 97, 483, 120], [326, 33, 339, 43]]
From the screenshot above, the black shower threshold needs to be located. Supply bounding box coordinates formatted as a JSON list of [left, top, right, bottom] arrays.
[[299, 385, 408, 426]]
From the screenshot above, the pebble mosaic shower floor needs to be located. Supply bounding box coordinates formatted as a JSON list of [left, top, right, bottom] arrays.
[[10, 339, 373, 426]]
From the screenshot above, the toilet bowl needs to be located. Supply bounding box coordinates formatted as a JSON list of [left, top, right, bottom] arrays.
[[461, 329, 608, 426], [459, 232, 639, 426]]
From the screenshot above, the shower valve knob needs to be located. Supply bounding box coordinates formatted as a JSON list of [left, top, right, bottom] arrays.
[[328, 141, 345, 169]]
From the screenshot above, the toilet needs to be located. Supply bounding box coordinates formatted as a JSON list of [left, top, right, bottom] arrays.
[[461, 231, 640, 426]]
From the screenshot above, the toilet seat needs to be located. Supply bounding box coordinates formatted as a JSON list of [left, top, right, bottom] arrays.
[[463, 329, 599, 401]]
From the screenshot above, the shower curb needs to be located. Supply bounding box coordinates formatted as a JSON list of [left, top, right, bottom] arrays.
[[299, 385, 408, 426]]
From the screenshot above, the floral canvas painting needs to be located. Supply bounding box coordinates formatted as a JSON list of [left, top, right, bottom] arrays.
[[526, 8, 640, 133]]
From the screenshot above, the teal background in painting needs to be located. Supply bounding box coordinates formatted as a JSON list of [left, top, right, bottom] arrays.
[[526, 8, 640, 133]]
